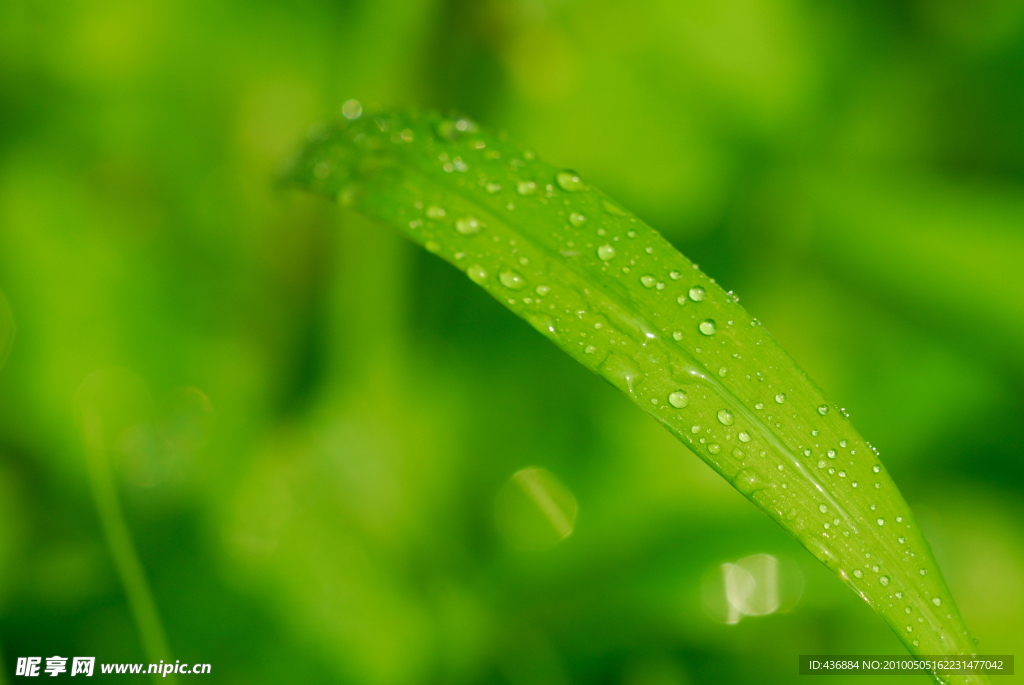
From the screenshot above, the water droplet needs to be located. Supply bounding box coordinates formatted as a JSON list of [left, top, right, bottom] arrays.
[[516, 180, 537, 196], [486, 182, 501, 193], [535, 285, 550, 296], [932, 597, 942, 606], [499, 270, 525, 290], [426, 205, 446, 219], [877, 518, 885, 526], [872, 465, 881, 473], [668, 391, 688, 408], [754, 403, 764, 410], [839, 440, 848, 448], [738, 431, 751, 443], [818, 504, 828, 514], [467, 265, 487, 284], [699, 320, 716, 336], [733, 469, 762, 494], [775, 393, 786, 404], [898, 536, 906, 544], [597, 244, 616, 261], [341, 99, 363, 119], [919, 569, 927, 576], [851, 481, 858, 488], [880, 576, 890, 586], [568, 212, 587, 227], [853, 569, 863, 578], [455, 216, 481, 235], [556, 171, 583, 192], [708, 444, 721, 454], [669, 270, 682, 280], [906, 625, 913, 632], [717, 409, 734, 426], [671, 330, 683, 341], [827, 449, 836, 458], [838, 470, 847, 478], [640, 275, 656, 288], [688, 286, 706, 301], [818, 404, 829, 416]]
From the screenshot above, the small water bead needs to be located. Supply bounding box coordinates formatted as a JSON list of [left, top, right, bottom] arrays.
[[640, 275, 656, 288], [876, 518, 885, 527], [853, 569, 863, 578], [584, 345, 597, 354], [669, 270, 682, 280], [698, 320, 717, 336], [738, 431, 751, 443], [879, 576, 890, 587], [425, 240, 440, 253], [775, 393, 786, 404], [597, 245, 616, 261], [556, 171, 583, 192], [499, 270, 526, 289], [688, 286, 706, 301], [818, 404, 830, 416], [455, 216, 481, 235], [426, 205, 446, 219], [827, 449, 836, 458], [485, 182, 501, 193], [803, 449, 812, 457], [754, 403, 764, 410], [818, 504, 828, 514], [839, 440, 848, 448], [817, 460, 826, 468], [898, 536, 906, 544], [676, 296, 687, 305], [932, 597, 942, 607], [912, 640, 919, 647], [895, 592, 903, 599], [690, 425, 701, 434], [516, 180, 537, 195], [717, 409, 734, 426], [872, 465, 881, 473], [708, 444, 721, 454], [569, 212, 587, 227], [852, 481, 859, 488], [718, 367, 727, 377], [644, 246, 654, 254], [906, 607, 913, 614], [668, 391, 688, 409], [535, 285, 550, 296], [919, 569, 927, 576], [467, 265, 488, 284], [895, 516, 903, 523], [872, 565, 879, 572], [672, 330, 683, 341], [906, 625, 913, 633]]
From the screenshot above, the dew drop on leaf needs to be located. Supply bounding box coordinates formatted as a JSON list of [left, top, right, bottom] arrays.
[[597, 245, 616, 261], [556, 171, 583, 192], [738, 431, 750, 442], [426, 205, 446, 219], [668, 391, 688, 408], [641, 275, 656, 288], [516, 181, 537, 196], [569, 212, 587, 227], [688, 286, 706, 301], [699, 320, 716, 336], [880, 576, 890, 586], [717, 409, 734, 426], [818, 404, 830, 415], [775, 393, 786, 404], [467, 265, 488, 284], [455, 216, 481, 235]]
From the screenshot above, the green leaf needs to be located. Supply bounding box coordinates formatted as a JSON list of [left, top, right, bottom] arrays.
[[287, 108, 986, 684]]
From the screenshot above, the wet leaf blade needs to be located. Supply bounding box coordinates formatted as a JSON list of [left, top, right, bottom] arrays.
[[288, 110, 986, 684]]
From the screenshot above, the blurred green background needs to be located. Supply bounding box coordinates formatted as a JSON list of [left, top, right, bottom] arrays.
[[1, 0, 1023, 682]]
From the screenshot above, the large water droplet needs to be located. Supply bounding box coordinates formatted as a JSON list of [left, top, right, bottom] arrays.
[[932, 597, 942, 606], [556, 171, 583, 192], [467, 265, 488, 284], [672, 330, 683, 341], [689, 286, 706, 302], [535, 285, 550, 296], [717, 409, 734, 426], [876, 518, 885, 526], [500, 270, 525, 290], [872, 465, 881, 473], [879, 576, 890, 586], [426, 205, 446, 219], [818, 404, 829, 416], [775, 393, 786, 404], [597, 245, 616, 261], [569, 212, 587, 227], [738, 431, 751, 442], [641, 275, 656, 288], [455, 216, 481, 235], [708, 444, 721, 454], [516, 181, 537, 196], [668, 391, 688, 408], [699, 320, 716, 336], [818, 504, 828, 513]]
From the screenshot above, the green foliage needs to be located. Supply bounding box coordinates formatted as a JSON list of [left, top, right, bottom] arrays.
[[289, 109, 985, 683]]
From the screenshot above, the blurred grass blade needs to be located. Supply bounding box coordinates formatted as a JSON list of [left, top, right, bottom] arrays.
[[0, 291, 13, 373], [287, 108, 985, 683]]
